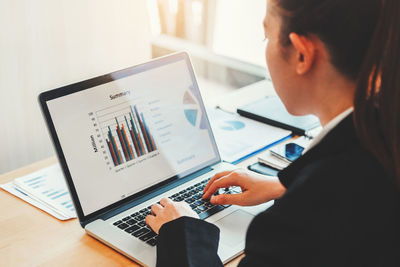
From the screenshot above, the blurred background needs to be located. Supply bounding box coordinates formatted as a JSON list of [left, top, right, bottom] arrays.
[[0, 0, 268, 174]]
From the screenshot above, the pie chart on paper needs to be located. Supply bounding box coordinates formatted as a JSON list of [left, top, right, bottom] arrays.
[[220, 120, 246, 131]]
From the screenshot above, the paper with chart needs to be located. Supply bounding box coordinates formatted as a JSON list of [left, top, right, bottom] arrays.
[[12, 164, 76, 219], [0, 179, 71, 220], [207, 108, 292, 163]]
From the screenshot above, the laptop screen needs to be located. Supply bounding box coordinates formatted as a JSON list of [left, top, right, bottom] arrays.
[[46, 55, 220, 216]]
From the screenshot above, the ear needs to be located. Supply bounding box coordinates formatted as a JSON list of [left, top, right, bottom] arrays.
[[289, 33, 316, 75]]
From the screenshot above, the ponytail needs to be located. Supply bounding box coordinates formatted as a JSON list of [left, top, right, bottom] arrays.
[[354, 0, 400, 183]]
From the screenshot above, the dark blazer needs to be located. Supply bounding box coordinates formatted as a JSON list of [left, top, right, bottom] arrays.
[[156, 114, 400, 267]]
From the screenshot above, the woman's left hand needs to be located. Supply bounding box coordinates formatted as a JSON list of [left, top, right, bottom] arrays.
[[145, 197, 199, 234]]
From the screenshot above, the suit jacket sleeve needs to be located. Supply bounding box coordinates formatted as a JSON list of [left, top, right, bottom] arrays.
[[156, 216, 224, 267]]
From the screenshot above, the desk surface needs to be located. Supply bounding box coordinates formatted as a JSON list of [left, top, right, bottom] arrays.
[[0, 155, 262, 266]]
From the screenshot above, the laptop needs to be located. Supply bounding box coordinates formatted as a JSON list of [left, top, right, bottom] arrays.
[[39, 52, 271, 267]]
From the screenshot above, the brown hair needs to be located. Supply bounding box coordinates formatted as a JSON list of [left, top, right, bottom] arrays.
[[274, 0, 400, 182], [354, 0, 400, 182]]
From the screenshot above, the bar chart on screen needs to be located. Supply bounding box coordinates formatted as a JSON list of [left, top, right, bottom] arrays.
[[88, 101, 159, 170]]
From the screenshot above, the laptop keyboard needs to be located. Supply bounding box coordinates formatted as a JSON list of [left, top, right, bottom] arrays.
[[112, 177, 241, 247]]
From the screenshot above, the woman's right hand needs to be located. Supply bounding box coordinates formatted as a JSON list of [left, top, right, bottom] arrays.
[[202, 169, 286, 206]]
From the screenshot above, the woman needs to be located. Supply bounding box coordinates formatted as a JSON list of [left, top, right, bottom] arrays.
[[146, 0, 400, 266]]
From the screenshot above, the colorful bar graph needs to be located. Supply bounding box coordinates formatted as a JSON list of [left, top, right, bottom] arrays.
[[104, 105, 158, 167]]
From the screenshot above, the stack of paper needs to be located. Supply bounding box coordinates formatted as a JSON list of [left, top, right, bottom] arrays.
[[258, 150, 291, 170], [1, 164, 76, 221], [258, 136, 314, 170]]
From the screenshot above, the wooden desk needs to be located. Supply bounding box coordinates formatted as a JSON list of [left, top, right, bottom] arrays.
[[0, 155, 261, 266]]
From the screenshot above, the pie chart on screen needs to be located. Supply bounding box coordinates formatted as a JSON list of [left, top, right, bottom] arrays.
[[183, 88, 208, 129]]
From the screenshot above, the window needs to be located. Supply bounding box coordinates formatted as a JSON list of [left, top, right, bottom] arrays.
[[147, 0, 267, 67]]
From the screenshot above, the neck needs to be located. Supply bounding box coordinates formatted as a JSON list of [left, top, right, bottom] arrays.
[[313, 75, 356, 127]]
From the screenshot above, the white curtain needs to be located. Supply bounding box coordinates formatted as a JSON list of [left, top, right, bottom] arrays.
[[0, 0, 151, 174]]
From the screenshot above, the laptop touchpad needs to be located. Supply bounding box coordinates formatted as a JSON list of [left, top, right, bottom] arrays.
[[214, 209, 254, 247]]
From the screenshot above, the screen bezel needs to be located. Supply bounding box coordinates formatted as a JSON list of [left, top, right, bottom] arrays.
[[39, 52, 221, 226]]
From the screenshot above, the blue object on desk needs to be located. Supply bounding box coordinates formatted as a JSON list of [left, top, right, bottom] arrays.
[[285, 143, 305, 161], [248, 162, 280, 176]]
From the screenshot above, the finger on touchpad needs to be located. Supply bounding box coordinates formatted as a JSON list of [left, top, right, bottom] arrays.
[[214, 210, 254, 247]]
